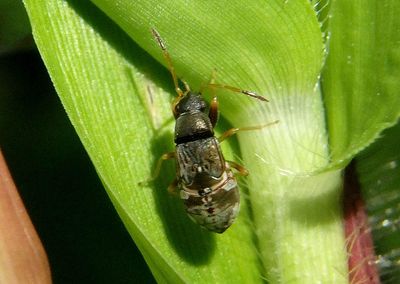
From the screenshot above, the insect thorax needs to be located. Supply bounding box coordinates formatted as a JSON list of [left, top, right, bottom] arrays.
[[174, 111, 214, 144]]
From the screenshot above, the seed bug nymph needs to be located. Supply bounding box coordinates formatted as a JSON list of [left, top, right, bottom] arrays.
[[143, 28, 276, 233]]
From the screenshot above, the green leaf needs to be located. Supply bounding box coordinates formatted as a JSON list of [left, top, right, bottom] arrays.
[[25, 0, 395, 283], [323, 0, 400, 166]]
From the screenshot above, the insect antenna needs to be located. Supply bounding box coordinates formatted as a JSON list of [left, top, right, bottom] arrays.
[[206, 83, 268, 102], [151, 28, 184, 98]]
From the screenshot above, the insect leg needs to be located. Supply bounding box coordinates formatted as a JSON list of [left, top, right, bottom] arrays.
[[167, 178, 179, 195], [138, 151, 175, 185], [151, 28, 184, 98], [227, 161, 249, 176], [207, 69, 219, 127], [218, 120, 279, 142], [209, 96, 219, 128]]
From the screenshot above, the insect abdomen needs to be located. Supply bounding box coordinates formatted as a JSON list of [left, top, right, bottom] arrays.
[[180, 167, 240, 233], [176, 137, 240, 233]]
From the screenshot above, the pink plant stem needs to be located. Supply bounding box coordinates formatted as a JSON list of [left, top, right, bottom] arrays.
[[0, 149, 52, 283], [344, 163, 380, 284]]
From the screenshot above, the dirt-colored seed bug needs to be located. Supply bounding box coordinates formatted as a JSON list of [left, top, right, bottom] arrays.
[[142, 28, 277, 233]]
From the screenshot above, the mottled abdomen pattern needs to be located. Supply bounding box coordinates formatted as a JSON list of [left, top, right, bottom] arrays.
[[180, 169, 240, 233], [176, 137, 240, 233]]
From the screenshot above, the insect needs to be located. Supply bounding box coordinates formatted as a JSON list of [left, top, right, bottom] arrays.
[[145, 28, 275, 233]]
